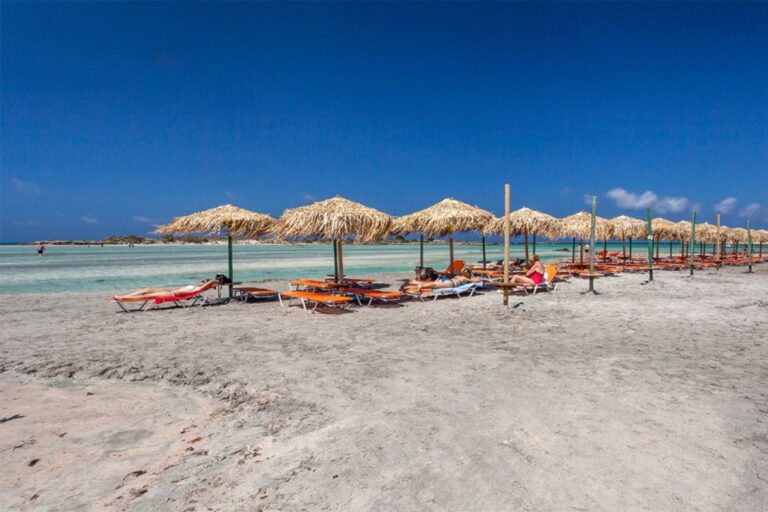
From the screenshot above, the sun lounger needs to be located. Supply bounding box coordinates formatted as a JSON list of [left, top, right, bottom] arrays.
[[278, 291, 353, 312], [289, 279, 335, 291], [234, 287, 279, 302], [523, 265, 559, 295], [341, 287, 403, 306], [325, 276, 376, 287], [440, 259, 465, 276], [404, 281, 483, 301], [112, 282, 215, 312]]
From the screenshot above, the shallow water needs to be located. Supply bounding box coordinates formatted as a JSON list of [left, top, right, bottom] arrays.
[[0, 243, 586, 293]]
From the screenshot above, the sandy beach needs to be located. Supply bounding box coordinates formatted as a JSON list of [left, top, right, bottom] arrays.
[[1, 264, 767, 511]]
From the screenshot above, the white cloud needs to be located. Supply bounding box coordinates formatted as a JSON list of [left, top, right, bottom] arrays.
[[303, 192, 318, 202], [714, 197, 737, 214], [133, 215, 161, 225], [606, 188, 657, 209], [81, 216, 98, 224], [10, 178, 40, 196], [655, 196, 689, 214], [738, 203, 761, 218], [606, 187, 689, 214], [583, 194, 594, 206]]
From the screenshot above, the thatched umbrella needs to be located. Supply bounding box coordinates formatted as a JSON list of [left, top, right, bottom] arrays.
[[558, 211, 614, 264], [484, 207, 560, 264], [675, 221, 693, 257], [730, 227, 749, 255], [650, 217, 677, 259], [391, 198, 493, 271], [695, 222, 716, 256], [272, 196, 392, 282], [611, 215, 646, 259], [155, 204, 276, 298]]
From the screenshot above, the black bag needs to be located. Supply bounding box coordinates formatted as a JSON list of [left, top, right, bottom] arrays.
[[215, 273, 232, 285], [415, 266, 438, 281]]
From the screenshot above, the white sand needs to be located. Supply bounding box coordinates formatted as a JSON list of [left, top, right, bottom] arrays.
[[1, 265, 767, 511]]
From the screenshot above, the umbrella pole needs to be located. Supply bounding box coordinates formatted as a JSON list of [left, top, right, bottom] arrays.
[[622, 236, 626, 259], [337, 239, 344, 283], [482, 235, 487, 270], [579, 239, 584, 266], [503, 184, 510, 307], [419, 234, 424, 269], [333, 239, 339, 282], [449, 233, 454, 271], [227, 231, 234, 299], [689, 210, 696, 276], [629, 237, 633, 259], [571, 237, 576, 263], [524, 231, 529, 265], [747, 220, 753, 273], [646, 208, 654, 281], [585, 196, 597, 294]]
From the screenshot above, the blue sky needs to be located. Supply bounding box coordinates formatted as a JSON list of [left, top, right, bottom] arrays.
[[2, 2, 767, 242]]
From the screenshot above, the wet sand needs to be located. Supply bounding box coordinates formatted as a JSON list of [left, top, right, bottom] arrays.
[[1, 264, 767, 511]]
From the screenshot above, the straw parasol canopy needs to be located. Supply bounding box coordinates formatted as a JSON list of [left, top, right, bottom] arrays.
[[392, 198, 494, 269], [730, 227, 749, 244], [650, 218, 678, 241], [611, 215, 646, 240], [154, 204, 276, 299], [392, 198, 493, 237], [154, 204, 275, 238], [484, 207, 561, 238], [273, 196, 393, 283], [695, 222, 716, 243], [558, 211, 614, 240], [272, 196, 392, 243], [675, 220, 693, 242]]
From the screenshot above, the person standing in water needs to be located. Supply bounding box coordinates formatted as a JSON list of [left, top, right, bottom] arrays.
[[36, 243, 45, 256]]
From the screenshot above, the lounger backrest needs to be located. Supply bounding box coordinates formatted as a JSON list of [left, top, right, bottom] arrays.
[[544, 265, 557, 283], [444, 260, 465, 274]]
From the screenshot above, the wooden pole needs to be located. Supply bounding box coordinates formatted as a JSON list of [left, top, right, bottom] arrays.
[[524, 231, 529, 265], [337, 239, 344, 283], [715, 214, 721, 264], [449, 233, 454, 271], [227, 231, 234, 299], [503, 184, 510, 307], [333, 239, 339, 282], [482, 235, 487, 270], [571, 237, 576, 263], [629, 237, 633, 259], [646, 208, 654, 281], [747, 220, 753, 273], [689, 210, 696, 276], [419, 234, 424, 269], [587, 196, 597, 293]]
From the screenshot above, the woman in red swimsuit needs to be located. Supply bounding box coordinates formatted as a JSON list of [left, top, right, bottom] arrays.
[[510, 255, 546, 286]]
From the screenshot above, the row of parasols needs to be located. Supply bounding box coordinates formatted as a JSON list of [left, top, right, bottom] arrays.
[[155, 196, 767, 295]]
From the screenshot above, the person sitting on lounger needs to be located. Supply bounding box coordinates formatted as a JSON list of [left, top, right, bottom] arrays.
[[402, 270, 482, 291], [112, 280, 217, 301], [509, 255, 546, 286]]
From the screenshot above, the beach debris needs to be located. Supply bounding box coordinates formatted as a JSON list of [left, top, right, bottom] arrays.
[[0, 413, 24, 424], [28, 458, 41, 467], [29, 494, 39, 501], [188, 436, 203, 444]]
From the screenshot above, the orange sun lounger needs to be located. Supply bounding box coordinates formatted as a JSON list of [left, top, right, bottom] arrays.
[[279, 291, 353, 312], [289, 279, 335, 291], [234, 287, 279, 302], [341, 288, 403, 306]]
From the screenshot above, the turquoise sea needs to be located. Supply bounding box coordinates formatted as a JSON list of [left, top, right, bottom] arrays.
[[0, 242, 590, 294]]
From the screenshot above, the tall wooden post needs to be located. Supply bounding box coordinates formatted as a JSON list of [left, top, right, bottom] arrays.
[[448, 233, 454, 271], [524, 231, 529, 265], [715, 214, 721, 265], [747, 220, 753, 273], [646, 208, 654, 281], [689, 210, 696, 276], [503, 184, 510, 307], [482, 235, 487, 270], [571, 237, 576, 263], [587, 196, 597, 293]]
